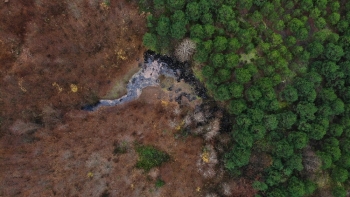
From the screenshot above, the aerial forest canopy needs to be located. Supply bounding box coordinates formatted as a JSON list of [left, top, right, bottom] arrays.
[[138, 0, 350, 196]]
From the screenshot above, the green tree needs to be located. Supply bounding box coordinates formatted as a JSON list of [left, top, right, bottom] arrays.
[[185, 2, 200, 22], [225, 145, 251, 171], [213, 36, 228, 52], [170, 22, 187, 39], [217, 5, 235, 24], [294, 78, 317, 102], [296, 102, 318, 121], [317, 151, 333, 169], [261, 2, 274, 17], [328, 32, 340, 43], [307, 41, 324, 58], [233, 128, 254, 147], [156, 16, 170, 36], [203, 24, 215, 39], [226, 20, 240, 33], [214, 84, 232, 101], [247, 108, 264, 123], [319, 88, 337, 102], [278, 111, 297, 129], [288, 132, 308, 149], [229, 83, 244, 98], [309, 8, 321, 19], [331, 167, 348, 183], [286, 154, 304, 172], [280, 85, 298, 103], [225, 53, 240, 68], [227, 38, 241, 51], [331, 98, 345, 115], [190, 24, 204, 40], [153, 0, 165, 10], [315, 17, 327, 29], [198, 0, 211, 14], [274, 20, 285, 31], [325, 43, 344, 62], [202, 65, 214, 78], [250, 10, 263, 24], [211, 53, 225, 68], [337, 153, 350, 168], [235, 68, 252, 84], [337, 20, 349, 33], [236, 114, 252, 128], [300, 0, 313, 12], [194, 48, 209, 63], [314, 30, 329, 43], [304, 180, 317, 195], [264, 114, 278, 131], [238, 0, 253, 10], [246, 85, 262, 102], [252, 181, 268, 191], [170, 10, 187, 25], [330, 1, 340, 12], [265, 168, 283, 187], [309, 123, 327, 140], [328, 12, 340, 25], [341, 87, 350, 103], [315, 0, 327, 10], [328, 124, 343, 137], [288, 18, 304, 34], [201, 13, 214, 24], [285, 36, 297, 47], [323, 137, 341, 161], [332, 186, 347, 197], [166, 0, 185, 10], [229, 99, 247, 115], [143, 33, 157, 51], [287, 176, 306, 197], [251, 124, 266, 140], [274, 139, 294, 158], [217, 69, 231, 82]]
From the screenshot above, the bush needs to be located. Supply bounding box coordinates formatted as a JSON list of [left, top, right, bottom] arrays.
[[135, 145, 170, 171], [155, 178, 165, 188]]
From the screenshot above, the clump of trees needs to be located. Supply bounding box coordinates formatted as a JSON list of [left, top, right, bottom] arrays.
[[139, 0, 350, 196]]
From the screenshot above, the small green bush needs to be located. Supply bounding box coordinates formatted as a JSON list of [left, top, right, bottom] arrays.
[[135, 145, 170, 171], [155, 178, 165, 188]]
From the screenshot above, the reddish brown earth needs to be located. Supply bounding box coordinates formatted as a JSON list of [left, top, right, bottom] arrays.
[[1, 87, 208, 196], [0, 0, 146, 131]]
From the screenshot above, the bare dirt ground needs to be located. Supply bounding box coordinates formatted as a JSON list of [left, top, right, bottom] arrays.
[[1, 87, 208, 196], [0, 0, 146, 131]]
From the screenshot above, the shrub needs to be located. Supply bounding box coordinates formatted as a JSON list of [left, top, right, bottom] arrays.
[[135, 145, 170, 171], [155, 178, 165, 188]]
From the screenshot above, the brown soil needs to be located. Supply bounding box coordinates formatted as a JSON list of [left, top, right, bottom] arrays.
[[1, 87, 207, 196], [0, 0, 146, 131]]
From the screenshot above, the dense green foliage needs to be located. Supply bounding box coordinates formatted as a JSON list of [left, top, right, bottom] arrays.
[[135, 145, 170, 171], [139, 0, 350, 196]]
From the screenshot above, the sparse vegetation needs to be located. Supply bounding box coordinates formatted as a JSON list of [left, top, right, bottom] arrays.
[[113, 141, 129, 155], [155, 178, 165, 188], [135, 145, 170, 171]]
